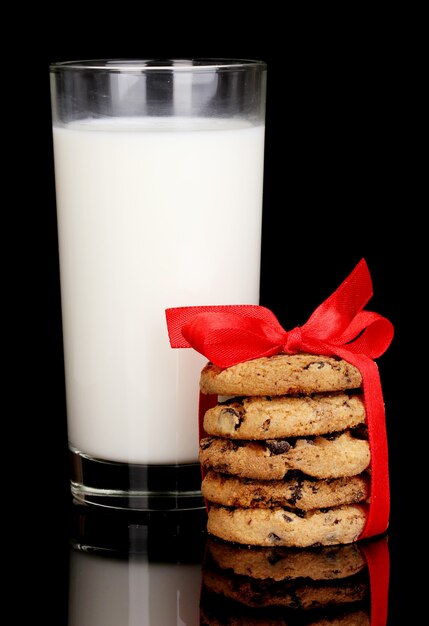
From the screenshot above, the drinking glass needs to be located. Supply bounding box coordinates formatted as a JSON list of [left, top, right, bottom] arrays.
[[50, 59, 266, 510]]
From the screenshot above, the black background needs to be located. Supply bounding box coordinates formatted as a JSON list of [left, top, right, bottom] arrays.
[[15, 14, 406, 623]]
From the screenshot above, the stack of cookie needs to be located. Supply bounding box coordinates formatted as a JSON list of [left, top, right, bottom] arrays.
[[199, 353, 370, 547], [200, 538, 371, 624]]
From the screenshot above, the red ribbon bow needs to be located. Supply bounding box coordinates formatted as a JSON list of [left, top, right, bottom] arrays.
[[166, 259, 394, 539]]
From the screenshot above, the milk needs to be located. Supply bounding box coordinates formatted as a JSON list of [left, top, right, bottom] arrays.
[[53, 117, 264, 464]]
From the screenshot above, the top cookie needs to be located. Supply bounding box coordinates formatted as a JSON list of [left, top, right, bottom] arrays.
[[200, 353, 362, 396]]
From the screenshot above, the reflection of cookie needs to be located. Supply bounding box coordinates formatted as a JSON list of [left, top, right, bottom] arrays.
[[202, 471, 370, 510], [203, 568, 367, 610], [206, 538, 367, 581], [200, 354, 362, 396], [200, 431, 370, 480], [204, 392, 365, 439], [207, 504, 367, 547]]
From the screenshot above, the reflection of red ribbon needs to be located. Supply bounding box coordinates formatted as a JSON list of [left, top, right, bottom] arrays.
[[361, 537, 390, 626], [166, 259, 394, 539]]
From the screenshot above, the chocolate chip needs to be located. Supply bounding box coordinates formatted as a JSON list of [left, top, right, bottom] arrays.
[[223, 408, 240, 417], [303, 361, 327, 370], [262, 418, 271, 431], [287, 477, 304, 505], [250, 490, 263, 503], [221, 406, 245, 430], [266, 440, 292, 455], [267, 532, 281, 543], [267, 551, 284, 565], [282, 514, 293, 522]]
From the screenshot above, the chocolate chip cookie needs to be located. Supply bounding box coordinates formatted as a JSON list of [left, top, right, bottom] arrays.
[[207, 504, 367, 547], [200, 353, 362, 396], [203, 392, 365, 439], [200, 431, 370, 480], [202, 471, 370, 510]]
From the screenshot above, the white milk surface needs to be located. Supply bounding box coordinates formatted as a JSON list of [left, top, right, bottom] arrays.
[[53, 117, 265, 464]]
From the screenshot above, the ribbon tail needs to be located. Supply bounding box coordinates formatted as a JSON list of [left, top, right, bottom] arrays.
[[335, 349, 390, 539], [303, 259, 373, 340]]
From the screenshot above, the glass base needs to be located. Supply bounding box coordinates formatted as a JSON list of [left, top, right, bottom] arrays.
[[70, 500, 208, 559], [70, 448, 205, 511]]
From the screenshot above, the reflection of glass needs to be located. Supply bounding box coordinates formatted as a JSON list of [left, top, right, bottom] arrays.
[[200, 536, 390, 625], [69, 504, 206, 625], [69, 552, 201, 625]]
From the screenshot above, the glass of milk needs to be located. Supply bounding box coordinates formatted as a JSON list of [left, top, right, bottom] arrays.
[[50, 59, 266, 510]]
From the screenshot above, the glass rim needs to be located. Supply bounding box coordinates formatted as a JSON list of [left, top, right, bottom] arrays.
[[49, 58, 266, 72]]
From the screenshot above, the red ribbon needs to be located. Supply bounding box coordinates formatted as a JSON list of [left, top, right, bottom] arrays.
[[166, 259, 394, 539]]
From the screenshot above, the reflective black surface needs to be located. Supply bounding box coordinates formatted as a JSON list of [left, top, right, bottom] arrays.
[[22, 501, 403, 625]]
